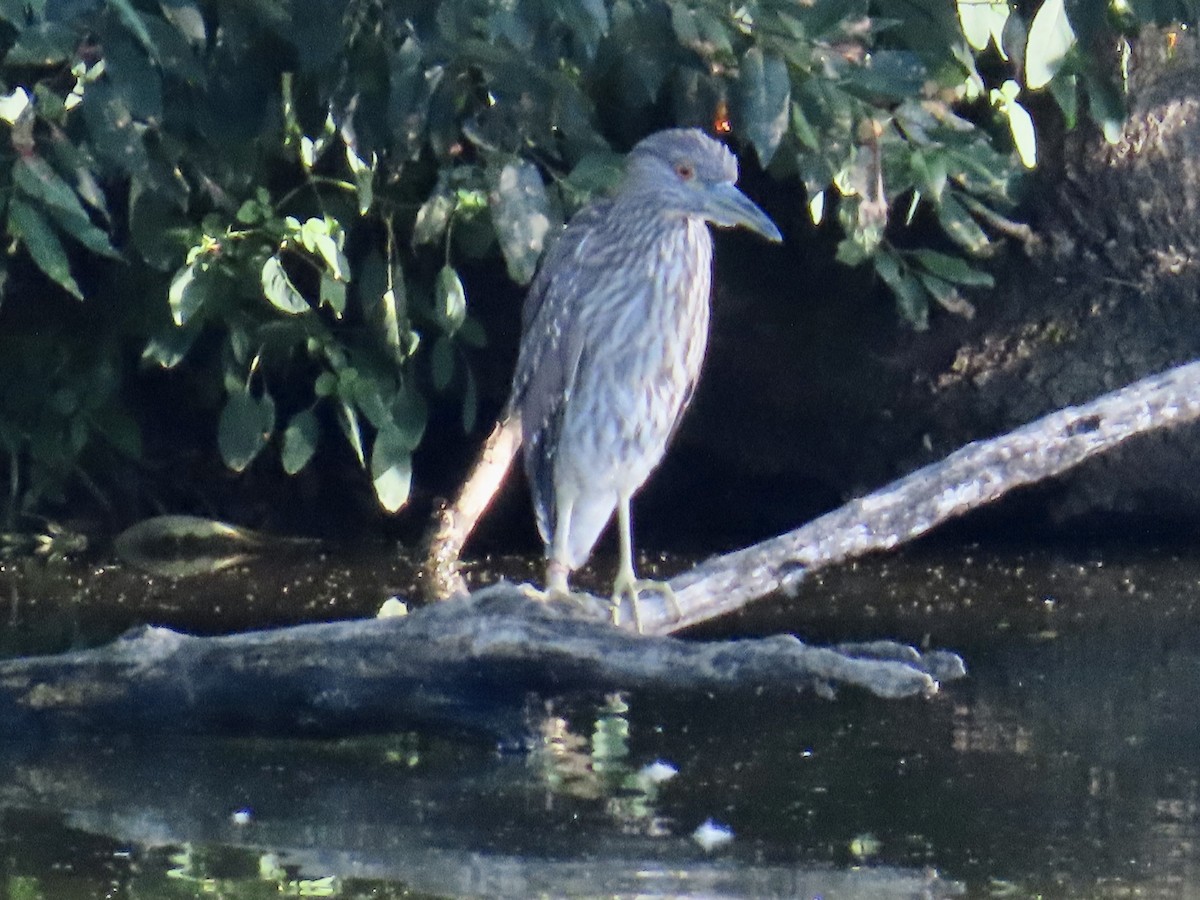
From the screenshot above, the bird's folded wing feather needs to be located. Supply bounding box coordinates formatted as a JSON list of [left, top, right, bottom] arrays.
[[507, 201, 615, 535]]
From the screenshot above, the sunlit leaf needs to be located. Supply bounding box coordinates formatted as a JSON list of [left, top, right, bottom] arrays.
[[345, 143, 375, 214], [281, 409, 319, 475], [370, 424, 412, 513], [413, 185, 454, 247], [218, 388, 276, 472], [161, 0, 207, 45], [1025, 0, 1076, 90], [8, 198, 82, 299], [338, 401, 366, 467], [957, 0, 1010, 54], [737, 46, 790, 167], [298, 217, 350, 281], [489, 157, 553, 285], [261, 254, 309, 315], [0, 87, 30, 124], [1003, 95, 1037, 168], [434, 265, 466, 334], [169, 261, 201, 326]]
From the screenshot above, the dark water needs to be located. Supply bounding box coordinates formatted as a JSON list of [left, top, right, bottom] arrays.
[[2, 543, 1200, 898]]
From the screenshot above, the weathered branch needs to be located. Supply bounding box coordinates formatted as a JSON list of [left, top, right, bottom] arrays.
[[0, 585, 961, 742], [632, 358, 1200, 635], [421, 417, 522, 601]]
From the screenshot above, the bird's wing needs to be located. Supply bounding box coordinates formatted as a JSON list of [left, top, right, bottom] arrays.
[[507, 200, 614, 539]]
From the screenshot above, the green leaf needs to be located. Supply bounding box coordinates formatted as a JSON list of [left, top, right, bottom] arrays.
[[345, 142, 375, 214], [489, 157, 553, 285], [461, 364, 478, 433], [435, 265, 466, 334], [392, 383, 427, 450], [1003, 95, 1037, 168], [297, 217, 350, 281], [338, 401, 365, 467], [319, 274, 347, 317], [370, 424, 413, 513], [262, 254, 309, 315], [957, 0, 1010, 53], [917, 272, 977, 319], [143, 321, 199, 369], [1025, 0, 1076, 90], [910, 249, 994, 287], [0, 87, 30, 124], [5, 23, 76, 66], [93, 403, 143, 459], [13, 156, 119, 259], [413, 185, 454, 247], [8, 198, 82, 299], [910, 151, 947, 201], [281, 409, 319, 475], [168, 260, 213, 326], [738, 46, 790, 167], [431, 334, 455, 391], [218, 388, 276, 473], [842, 51, 927, 101], [161, 0, 207, 45], [874, 252, 929, 330], [936, 193, 991, 254], [109, 0, 158, 60]]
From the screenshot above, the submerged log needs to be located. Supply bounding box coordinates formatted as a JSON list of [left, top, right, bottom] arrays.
[[0, 583, 962, 743]]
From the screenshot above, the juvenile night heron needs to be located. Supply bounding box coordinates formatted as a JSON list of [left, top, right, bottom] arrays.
[[506, 128, 782, 628]]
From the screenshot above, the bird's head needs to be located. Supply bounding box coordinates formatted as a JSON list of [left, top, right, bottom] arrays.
[[623, 128, 782, 243]]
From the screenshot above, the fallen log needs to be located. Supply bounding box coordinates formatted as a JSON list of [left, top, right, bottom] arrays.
[[0, 583, 962, 743]]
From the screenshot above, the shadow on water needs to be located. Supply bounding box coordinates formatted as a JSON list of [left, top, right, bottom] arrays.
[[3, 541, 1200, 896]]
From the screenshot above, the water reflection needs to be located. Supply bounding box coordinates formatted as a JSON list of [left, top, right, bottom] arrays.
[[2, 545, 1200, 896]]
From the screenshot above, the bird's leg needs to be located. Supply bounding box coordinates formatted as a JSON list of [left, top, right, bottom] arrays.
[[611, 496, 681, 632], [523, 494, 580, 602], [545, 557, 570, 596]]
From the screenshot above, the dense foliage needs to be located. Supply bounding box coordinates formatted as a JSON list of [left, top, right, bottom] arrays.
[[0, 0, 1192, 524]]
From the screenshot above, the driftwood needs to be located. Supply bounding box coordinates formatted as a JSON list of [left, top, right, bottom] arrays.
[[427, 358, 1200, 636], [0, 585, 962, 742]]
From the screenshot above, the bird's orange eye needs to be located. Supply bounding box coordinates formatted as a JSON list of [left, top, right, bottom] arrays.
[[675, 162, 695, 180]]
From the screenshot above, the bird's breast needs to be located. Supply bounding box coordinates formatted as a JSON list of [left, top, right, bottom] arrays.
[[559, 219, 713, 487]]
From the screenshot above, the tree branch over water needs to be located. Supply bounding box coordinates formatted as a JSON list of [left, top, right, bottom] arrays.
[[635, 358, 1200, 635]]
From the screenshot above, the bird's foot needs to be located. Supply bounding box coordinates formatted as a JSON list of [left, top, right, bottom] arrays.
[[611, 573, 682, 633], [522, 581, 611, 620]]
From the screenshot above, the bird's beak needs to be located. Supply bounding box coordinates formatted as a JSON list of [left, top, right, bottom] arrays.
[[703, 182, 783, 242]]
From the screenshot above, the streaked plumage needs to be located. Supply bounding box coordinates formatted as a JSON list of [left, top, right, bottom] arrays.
[[505, 128, 781, 624]]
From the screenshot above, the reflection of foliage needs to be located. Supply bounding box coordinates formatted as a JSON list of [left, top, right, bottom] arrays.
[[536, 693, 677, 831], [164, 842, 340, 897], [0, 1, 1185, 519]]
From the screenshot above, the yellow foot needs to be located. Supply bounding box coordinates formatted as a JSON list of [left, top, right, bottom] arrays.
[[522, 582, 609, 620], [611, 574, 682, 633]]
